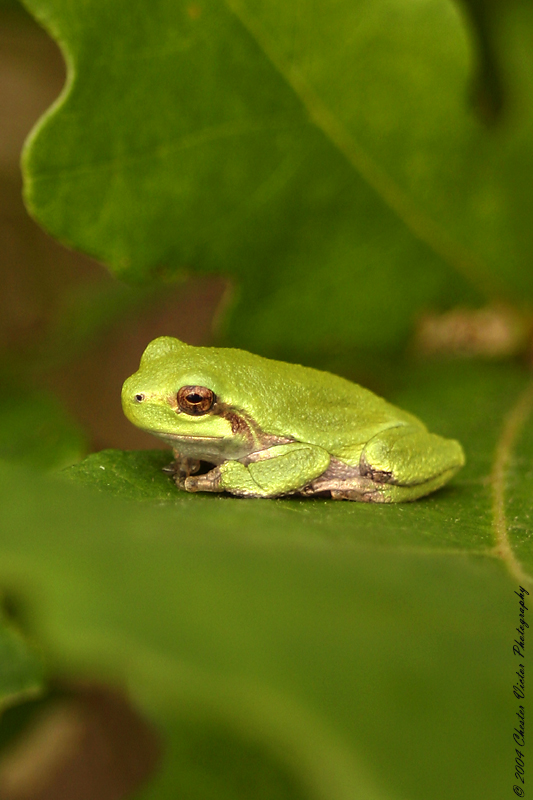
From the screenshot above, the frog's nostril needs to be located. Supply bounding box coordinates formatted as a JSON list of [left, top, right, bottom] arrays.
[[134, 393, 145, 403]]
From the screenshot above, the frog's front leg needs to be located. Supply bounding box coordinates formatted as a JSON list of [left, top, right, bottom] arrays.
[[182, 443, 330, 498], [163, 452, 202, 489], [343, 425, 464, 502]]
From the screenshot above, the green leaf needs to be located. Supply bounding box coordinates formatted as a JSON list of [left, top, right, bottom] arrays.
[[0, 461, 524, 800], [21, 0, 533, 355], [0, 621, 44, 712], [0, 386, 85, 470], [64, 449, 177, 501], [131, 716, 315, 800], [0, 362, 530, 798]]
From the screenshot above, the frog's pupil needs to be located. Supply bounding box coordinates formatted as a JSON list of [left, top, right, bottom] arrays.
[[177, 385, 215, 415]]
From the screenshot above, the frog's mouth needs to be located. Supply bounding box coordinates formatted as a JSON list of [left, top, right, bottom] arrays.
[[142, 430, 223, 447], [144, 429, 252, 462], [155, 432, 221, 441]]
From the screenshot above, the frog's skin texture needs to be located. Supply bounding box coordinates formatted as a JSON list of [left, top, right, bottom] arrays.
[[122, 337, 465, 503]]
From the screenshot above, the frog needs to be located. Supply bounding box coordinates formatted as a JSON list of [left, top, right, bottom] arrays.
[[121, 337, 465, 502]]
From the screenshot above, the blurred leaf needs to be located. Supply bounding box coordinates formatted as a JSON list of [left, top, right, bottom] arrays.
[[457, 0, 507, 123], [0, 463, 524, 800], [131, 716, 312, 800], [21, 0, 533, 356], [0, 386, 85, 469], [0, 0, 30, 14], [0, 620, 43, 712], [37, 281, 164, 368], [0, 362, 528, 798]]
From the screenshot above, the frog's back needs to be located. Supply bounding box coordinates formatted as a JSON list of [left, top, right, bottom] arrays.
[[203, 346, 423, 458]]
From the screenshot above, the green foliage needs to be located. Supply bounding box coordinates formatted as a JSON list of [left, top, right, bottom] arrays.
[[0, 386, 85, 469], [0, 418, 527, 799], [0, 619, 43, 712], [64, 449, 177, 501], [21, 362, 528, 799], [21, 0, 533, 355], [1, 0, 532, 796]]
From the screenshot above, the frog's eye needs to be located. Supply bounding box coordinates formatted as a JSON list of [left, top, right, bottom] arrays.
[[177, 385, 216, 416]]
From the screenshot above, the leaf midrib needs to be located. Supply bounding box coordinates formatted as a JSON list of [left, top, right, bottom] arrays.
[[490, 379, 533, 584], [224, 0, 506, 300]]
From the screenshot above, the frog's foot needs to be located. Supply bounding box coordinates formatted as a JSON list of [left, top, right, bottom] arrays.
[[182, 466, 225, 493], [163, 455, 202, 477], [328, 468, 460, 503], [302, 465, 398, 502], [358, 425, 465, 501], [303, 426, 464, 502], [163, 455, 203, 489]]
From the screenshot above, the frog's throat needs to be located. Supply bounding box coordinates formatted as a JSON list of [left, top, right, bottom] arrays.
[[153, 404, 283, 453], [144, 429, 252, 463]]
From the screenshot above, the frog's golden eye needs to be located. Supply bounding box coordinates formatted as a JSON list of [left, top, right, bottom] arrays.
[[177, 385, 216, 416]]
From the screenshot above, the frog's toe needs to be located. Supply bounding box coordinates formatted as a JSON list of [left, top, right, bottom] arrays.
[[184, 467, 224, 493], [359, 459, 393, 484], [164, 456, 202, 477]]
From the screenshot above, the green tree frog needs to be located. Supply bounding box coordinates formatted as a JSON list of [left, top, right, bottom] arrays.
[[122, 337, 465, 502]]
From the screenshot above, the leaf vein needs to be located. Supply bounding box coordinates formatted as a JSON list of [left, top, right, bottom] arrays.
[[28, 119, 307, 181], [491, 380, 533, 584], [223, 0, 505, 298]]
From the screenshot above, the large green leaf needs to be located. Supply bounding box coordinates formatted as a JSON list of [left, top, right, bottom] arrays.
[[1, 362, 530, 798], [0, 622, 43, 712], [21, 0, 533, 355], [0, 384, 85, 470], [0, 467, 522, 800]]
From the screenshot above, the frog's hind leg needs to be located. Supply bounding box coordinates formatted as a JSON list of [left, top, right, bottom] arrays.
[[331, 469, 458, 502], [347, 425, 465, 502]]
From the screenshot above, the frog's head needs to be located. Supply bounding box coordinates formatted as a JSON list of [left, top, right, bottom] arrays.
[[121, 337, 255, 458]]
